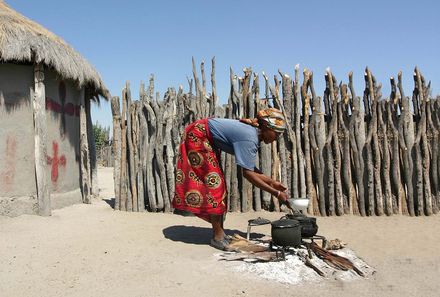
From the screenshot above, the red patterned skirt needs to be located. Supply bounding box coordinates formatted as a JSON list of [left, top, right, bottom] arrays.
[[172, 118, 227, 220]]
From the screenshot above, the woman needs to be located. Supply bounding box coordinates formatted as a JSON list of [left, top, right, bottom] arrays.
[[172, 108, 290, 250]]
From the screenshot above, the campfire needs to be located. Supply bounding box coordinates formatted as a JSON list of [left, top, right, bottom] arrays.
[[215, 209, 376, 284]]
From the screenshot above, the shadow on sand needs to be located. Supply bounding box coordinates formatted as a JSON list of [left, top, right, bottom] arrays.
[[162, 225, 266, 245]]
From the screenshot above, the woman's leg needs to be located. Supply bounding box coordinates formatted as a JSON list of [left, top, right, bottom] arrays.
[[210, 214, 225, 241]]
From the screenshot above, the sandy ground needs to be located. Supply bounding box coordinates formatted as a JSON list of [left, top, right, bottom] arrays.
[[1, 167, 440, 297]]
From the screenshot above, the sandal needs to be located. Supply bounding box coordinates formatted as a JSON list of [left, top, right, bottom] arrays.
[[210, 238, 232, 251]]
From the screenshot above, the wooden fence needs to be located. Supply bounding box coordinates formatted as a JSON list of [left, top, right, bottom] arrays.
[[111, 58, 439, 216]]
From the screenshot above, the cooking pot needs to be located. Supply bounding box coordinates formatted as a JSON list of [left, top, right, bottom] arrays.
[[285, 213, 318, 238], [271, 218, 301, 247]]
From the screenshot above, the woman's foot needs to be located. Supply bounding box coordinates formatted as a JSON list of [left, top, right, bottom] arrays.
[[210, 238, 231, 251]]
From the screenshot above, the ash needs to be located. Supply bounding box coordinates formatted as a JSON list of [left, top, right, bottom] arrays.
[[215, 247, 375, 285]]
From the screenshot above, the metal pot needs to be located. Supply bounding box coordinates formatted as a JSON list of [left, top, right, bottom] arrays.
[[271, 218, 301, 247], [285, 214, 319, 238]]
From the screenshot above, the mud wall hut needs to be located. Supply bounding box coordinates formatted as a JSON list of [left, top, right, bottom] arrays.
[[0, 1, 109, 216]]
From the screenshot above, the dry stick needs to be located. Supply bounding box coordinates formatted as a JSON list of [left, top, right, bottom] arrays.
[[111, 97, 122, 210], [338, 83, 356, 214], [301, 69, 318, 215], [324, 72, 335, 216], [309, 74, 326, 216], [389, 77, 407, 215], [119, 87, 128, 211], [327, 71, 344, 216], [415, 68, 433, 215], [398, 71, 415, 216], [252, 73, 262, 211]]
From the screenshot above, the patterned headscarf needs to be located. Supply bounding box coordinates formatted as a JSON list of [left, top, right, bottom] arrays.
[[240, 108, 286, 133]]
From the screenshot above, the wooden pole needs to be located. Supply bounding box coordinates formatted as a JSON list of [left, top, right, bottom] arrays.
[[33, 64, 51, 215], [111, 96, 122, 210]]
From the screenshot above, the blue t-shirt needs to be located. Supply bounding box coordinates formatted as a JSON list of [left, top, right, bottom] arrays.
[[208, 118, 259, 170]]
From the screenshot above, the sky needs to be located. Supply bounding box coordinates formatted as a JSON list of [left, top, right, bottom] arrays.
[[7, 0, 440, 132]]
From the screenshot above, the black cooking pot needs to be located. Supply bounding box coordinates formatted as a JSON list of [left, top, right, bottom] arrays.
[[271, 218, 301, 247], [285, 214, 318, 238]]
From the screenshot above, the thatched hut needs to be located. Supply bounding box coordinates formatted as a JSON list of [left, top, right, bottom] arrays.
[[0, 1, 109, 216]]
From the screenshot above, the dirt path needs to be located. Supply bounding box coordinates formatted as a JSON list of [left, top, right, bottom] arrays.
[[0, 166, 439, 297]]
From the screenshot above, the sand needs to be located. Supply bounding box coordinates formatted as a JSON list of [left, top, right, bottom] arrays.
[[1, 166, 439, 297]]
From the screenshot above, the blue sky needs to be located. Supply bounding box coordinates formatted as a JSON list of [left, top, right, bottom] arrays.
[[7, 0, 440, 131]]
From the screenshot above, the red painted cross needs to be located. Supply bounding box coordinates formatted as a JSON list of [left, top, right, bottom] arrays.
[[47, 141, 66, 182]]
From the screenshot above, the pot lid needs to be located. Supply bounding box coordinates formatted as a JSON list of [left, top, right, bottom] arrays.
[[271, 219, 300, 228]]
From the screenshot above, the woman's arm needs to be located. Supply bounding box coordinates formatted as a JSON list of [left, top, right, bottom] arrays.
[[242, 168, 288, 202]]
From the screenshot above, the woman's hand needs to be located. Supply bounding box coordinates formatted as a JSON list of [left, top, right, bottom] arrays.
[[272, 180, 287, 192], [277, 191, 293, 211]]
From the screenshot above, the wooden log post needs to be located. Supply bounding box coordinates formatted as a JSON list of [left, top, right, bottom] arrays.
[[84, 95, 99, 198], [389, 77, 407, 215], [164, 89, 177, 211], [398, 71, 415, 216], [152, 92, 169, 211], [80, 87, 91, 204], [125, 82, 136, 211], [143, 85, 158, 212], [427, 98, 439, 214], [301, 69, 319, 215], [414, 67, 433, 215], [277, 71, 289, 211], [323, 72, 335, 216], [339, 82, 356, 214], [210, 57, 218, 117], [279, 70, 293, 203], [111, 96, 122, 210], [309, 73, 326, 216], [33, 64, 51, 215], [378, 100, 393, 215], [252, 73, 262, 211], [241, 68, 253, 212], [327, 71, 344, 216], [259, 73, 272, 209], [363, 68, 377, 216], [294, 68, 306, 198], [348, 71, 366, 216], [119, 86, 128, 211]]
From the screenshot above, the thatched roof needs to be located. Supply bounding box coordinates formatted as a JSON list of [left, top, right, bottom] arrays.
[[0, 1, 109, 99]]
